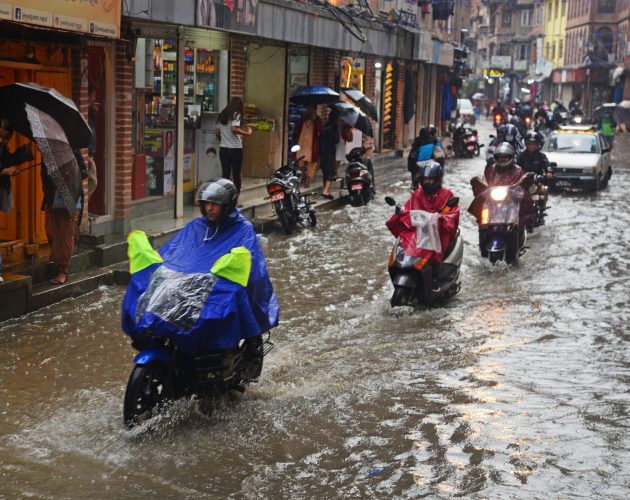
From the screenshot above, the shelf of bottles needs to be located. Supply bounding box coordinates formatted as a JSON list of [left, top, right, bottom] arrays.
[[195, 49, 216, 112]]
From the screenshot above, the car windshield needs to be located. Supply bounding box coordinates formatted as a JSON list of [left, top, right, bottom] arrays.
[[542, 133, 600, 154], [458, 99, 473, 112]]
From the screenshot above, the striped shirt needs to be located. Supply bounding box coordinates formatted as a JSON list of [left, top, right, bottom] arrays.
[[217, 114, 243, 149]]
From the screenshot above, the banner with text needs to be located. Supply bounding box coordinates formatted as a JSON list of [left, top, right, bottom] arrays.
[[0, 1, 121, 39]]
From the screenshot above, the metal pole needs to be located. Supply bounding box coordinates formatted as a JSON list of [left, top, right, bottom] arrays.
[[175, 26, 185, 219]]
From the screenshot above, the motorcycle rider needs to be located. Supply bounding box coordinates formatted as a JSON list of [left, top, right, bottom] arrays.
[[123, 178, 279, 343], [408, 126, 445, 189], [471, 142, 534, 232], [386, 161, 460, 292], [517, 132, 552, 225], [485, 123, 524, 179]]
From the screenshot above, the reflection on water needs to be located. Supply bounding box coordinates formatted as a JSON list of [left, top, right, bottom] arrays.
[[1, 127, 629, 497]]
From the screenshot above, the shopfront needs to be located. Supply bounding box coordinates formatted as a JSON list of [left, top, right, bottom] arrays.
[[0, 2, 120, 265], [131, 27, 229, 200]]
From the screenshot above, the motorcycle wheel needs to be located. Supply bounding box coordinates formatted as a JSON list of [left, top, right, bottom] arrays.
[[308, 210, 317, 227], [361, 188, 372, 205], [349, 191, 364, 207], [505, 241, 519, 265], [488, 251, 502, 265], [123, 363, 167, 429], [473, 144, 480, 157], [390, 286, 412, 307], [278, 211, 296, 235]]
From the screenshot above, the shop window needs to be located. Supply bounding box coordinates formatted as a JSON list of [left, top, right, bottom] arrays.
[[596, 0, 615, 13]]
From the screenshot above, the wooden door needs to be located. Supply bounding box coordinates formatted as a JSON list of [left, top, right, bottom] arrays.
[[0, 66, 18, 241]]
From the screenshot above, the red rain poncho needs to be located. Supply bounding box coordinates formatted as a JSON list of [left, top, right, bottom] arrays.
[[386, 187, 460, 262]]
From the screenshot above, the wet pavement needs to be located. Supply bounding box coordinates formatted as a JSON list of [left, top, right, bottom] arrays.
[[1, 117, 629, 498]]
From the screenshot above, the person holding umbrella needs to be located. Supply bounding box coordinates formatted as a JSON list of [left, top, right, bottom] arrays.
[[0, 118, 34, 282], [319, 110, 339, 199], [292, 104, 322, 188]]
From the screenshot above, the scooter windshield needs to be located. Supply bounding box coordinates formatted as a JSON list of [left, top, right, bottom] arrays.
[[483, 197, 520, 225], [136, 266, 218, 331]]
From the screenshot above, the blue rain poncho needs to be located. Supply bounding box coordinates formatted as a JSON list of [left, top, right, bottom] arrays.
[[121, 211, 279, 354]]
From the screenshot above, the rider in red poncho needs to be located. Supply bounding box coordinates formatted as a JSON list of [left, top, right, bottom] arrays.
[[386, 161, 460, 290]]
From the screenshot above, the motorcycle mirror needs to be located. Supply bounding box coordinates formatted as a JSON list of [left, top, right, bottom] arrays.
[[489, 134, 496, 139], [290, 144, 301, 153], [446, 196, 459, 208], [384, 196, 397, 206]]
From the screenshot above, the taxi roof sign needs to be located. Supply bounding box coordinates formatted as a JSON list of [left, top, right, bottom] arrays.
[[557, 125, 597, 133]]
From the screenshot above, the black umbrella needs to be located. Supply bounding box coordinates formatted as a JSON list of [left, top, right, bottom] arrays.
[[341, 87, 378, 121], [329, 101, 373, 137], [25, 104, 82, 214], [290, 86, 340, 106], [0, 82, 91, 149], [592, 103, 615, 122]]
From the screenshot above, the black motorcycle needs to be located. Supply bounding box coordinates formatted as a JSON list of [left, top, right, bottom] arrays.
[[344, 146, 375, 206], [449, 120, 482, 158], [385, 196, 463, 307], [469, 175, 533, 265], [124, 334, 274, 429], [266, 145, 316, 234]]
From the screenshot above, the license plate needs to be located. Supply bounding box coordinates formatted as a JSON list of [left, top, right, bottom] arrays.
[[555, 181, 570, 187], [351, 183, 363, 190], [271, 192, 284, 201]]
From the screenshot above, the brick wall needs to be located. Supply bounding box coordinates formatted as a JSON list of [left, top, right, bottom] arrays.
[[230, 36, 247, 99], [114, 41, 133, 222]]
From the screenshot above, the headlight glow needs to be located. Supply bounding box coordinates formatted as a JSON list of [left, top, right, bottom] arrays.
[[490, 186, 508, 201]]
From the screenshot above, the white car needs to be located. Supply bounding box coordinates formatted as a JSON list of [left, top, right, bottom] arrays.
[[457, 98, 476, 125], [542, 126, 612, 192]]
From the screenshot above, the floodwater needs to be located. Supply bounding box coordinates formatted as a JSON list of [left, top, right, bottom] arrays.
[[1, 119, 629, 498]]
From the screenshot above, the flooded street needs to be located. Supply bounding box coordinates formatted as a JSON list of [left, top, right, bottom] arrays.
[[1, 119, 629, 498]]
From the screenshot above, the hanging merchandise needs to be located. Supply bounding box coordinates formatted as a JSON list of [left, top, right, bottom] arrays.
[[432, 0, 455, 21], [382, 63, 395, 150]]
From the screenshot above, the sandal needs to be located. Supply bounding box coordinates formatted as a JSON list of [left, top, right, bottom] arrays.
[[50, 272, 67, 285], [321, 193, 334, 200]]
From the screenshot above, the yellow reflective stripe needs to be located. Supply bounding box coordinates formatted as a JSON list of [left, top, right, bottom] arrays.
[[127, 230, 163, 274], [210, 246, 252, 287]]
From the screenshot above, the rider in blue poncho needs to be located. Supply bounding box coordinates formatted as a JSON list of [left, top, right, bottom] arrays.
[[122, 179, 279, 354]]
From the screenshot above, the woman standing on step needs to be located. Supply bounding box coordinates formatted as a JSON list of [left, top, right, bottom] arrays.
[[215, 97, 252, 204]]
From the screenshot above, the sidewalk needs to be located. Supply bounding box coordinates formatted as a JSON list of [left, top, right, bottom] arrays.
[[0, 150, 407, 321]]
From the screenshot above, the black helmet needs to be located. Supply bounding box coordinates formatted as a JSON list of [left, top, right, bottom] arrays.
[[428, 124, 437, 137], [196, 178, 239, 217], [496, 124, 507, 138], [524, 131, 541, 145], [493, 142, 516, 172], [503, 124, 518, 143], [416, 160, 444, 194]]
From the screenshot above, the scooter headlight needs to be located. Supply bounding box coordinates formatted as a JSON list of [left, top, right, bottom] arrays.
[[490, 186, 508, 201]]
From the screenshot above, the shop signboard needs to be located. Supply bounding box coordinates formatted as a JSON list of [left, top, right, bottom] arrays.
[[432, 41, 454, 67], [196, 0, 258, 34], [491, 55, 512, 70], [5, 1, 121, 38]]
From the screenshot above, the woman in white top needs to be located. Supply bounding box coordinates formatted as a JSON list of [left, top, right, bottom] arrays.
[[215, 97, 252, 196]]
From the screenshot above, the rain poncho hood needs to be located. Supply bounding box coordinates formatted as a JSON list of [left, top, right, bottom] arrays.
[[122, 211, 279, 354]]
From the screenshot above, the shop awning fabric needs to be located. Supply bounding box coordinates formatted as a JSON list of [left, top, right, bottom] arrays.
[[121, 212, 279, 354]]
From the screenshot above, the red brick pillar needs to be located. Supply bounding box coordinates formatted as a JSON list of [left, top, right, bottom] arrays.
[[230, 37, 246, 99], [114, 41, 133, 224], [309, 47, 326, 86]]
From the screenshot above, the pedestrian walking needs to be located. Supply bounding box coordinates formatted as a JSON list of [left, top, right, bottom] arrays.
[[215, 97, 252, 200], [319, 111, 339, 199], [292, 105, 322, 188]]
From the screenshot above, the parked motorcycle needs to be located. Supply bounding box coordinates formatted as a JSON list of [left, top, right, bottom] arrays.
[[385, 196, 463, 307], [449, 120, 483, 158], [266, 145, 316, 234], [469, 175, 533, 265], [124, 333, 274, 428], [344, 146, 375, 206]]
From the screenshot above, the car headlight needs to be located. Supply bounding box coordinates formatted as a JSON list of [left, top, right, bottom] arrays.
[[583, 166, 597, 174], [490, 186, 508, 201]]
